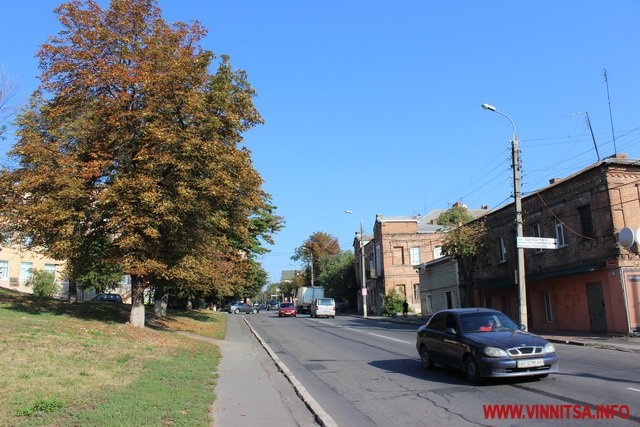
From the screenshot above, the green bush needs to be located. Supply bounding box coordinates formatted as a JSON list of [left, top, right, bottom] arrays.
[[27, 269, 58, 297], [383, 291, 404, 317]]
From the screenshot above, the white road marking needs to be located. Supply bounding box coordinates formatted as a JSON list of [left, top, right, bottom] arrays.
[[368, 332, 411, 344], [627, 387, 640, 393], [313, 319, 411, 344]]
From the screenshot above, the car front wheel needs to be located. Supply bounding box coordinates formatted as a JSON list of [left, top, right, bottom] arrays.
[[419, 345, 434, 369], [464, 354, 481, 384], [234, 309, 240, 314], [252, 309, 257, 314]]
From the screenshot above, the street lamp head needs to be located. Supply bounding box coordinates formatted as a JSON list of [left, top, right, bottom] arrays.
[[345, 210, 353, 214], [481, 103, 497, 112]]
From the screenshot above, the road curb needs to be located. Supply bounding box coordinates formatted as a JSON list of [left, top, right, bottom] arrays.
[[243, 317, 338, 427]]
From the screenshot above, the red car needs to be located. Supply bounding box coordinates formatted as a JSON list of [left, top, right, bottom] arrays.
[[278, 302, 297, 317]]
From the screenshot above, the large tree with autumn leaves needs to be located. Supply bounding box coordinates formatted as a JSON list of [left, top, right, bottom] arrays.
[[0, 0, 281, 327]]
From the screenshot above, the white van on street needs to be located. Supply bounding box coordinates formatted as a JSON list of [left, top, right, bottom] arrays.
[[310, 298, 336, 318]]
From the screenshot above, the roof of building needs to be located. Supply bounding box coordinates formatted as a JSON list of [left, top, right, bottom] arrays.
[[484, 153, 639, 219], [375, 206, 491, 234], [280, 270, 299, 282]]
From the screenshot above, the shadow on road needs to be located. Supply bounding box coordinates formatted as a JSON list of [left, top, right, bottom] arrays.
[[369, 358, 551, 388]]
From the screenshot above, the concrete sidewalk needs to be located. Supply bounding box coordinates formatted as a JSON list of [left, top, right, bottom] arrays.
[[211, 314, 320, 427]]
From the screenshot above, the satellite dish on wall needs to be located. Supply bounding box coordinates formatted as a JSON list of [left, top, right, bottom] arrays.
[[618, 227, 635, 248]]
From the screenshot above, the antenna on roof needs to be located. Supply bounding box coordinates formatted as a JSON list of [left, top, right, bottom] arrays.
[[603, 69, 617, 154], [585, 112, 600, 161]]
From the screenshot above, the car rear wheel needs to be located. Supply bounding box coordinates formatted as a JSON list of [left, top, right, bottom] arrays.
[[252, 309, 257, 314], [464, 354, 481, 384], [419, 345, 434, 369]]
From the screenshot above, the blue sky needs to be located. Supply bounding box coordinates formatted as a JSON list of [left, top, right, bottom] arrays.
[[1, 1, 639, 283]]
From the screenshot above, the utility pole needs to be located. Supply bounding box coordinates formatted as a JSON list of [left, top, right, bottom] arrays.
[[482, 104, 528, 329], [359, 220, 368, 318]]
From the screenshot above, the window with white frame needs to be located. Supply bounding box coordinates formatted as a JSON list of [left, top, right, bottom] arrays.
[[410, 247, 421, 265], [498, 237, 507, 263], [44, 264, 56, 278], [433, 246, 442, 259], [555, 220, 567, 247], [413, 283, 420, 301], [0, 260, 8, 279], [20, 262, 33, 282], [424, 294, 432, 313]]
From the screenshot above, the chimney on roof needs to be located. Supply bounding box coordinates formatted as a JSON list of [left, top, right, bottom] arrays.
[[481, 205, 490, 210], [549, 178, 562, 184], [610, 153, 628, 159]]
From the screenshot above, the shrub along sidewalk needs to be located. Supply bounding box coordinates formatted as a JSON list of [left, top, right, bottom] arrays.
[[0, 289, 225, 426]]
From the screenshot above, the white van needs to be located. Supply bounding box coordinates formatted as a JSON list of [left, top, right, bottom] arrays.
[[311, 298, 336, 318]]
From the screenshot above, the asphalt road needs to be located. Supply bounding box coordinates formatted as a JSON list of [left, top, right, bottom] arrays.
[[247, 311, 640, 426]]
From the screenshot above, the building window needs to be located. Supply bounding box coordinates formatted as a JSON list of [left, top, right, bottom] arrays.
[[20, 262, 33, 282], [531, 223, 544, 253], [413, 283, 420, 301], [498, 237, 507, 263], [396, 284, 406, 299], [555, 220, 567, 247], [544, 291, 553, 323], [410, 247, 421, 265], [577, 205, 594, 239], [433, 246, 442, 259], [426, 294, 432, 313], [375, 244, 382, 277], [392, 246, 405, 265], [44, 264, 57, 277], [0, 260, 8, 279]]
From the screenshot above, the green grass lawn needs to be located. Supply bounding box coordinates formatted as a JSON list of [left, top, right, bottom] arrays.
[[0, 288, 226, 426]]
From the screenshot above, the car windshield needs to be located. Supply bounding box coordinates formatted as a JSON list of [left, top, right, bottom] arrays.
[[460, 312, 519, 333], [280, 303, 293, 308], [316, 299, 333, 305]]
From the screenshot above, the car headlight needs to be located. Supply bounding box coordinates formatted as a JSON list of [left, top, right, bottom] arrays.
[[543, 343, 556, 354], [484, 346, 508, 357]]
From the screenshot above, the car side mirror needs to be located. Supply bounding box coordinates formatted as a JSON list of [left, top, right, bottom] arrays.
[[445, 327, 457, 335], [518, 324, 527, 331]]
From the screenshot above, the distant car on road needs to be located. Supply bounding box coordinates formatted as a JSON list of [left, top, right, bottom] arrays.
[[416, 308, 558, 384], [228, 302, 258, 314], [278, 302, 296, 317], [267, 300, 279, 311], [92, 293, 123, 303], [310, 298, 335, 318], [254, 303, 266, 311]]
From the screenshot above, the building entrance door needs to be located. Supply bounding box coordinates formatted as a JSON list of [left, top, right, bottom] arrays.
[[586, 282, 607, 333]]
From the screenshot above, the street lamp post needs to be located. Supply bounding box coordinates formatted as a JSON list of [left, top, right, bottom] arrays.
[[481, 103, 528, 329], [345, 210, 368, 318]]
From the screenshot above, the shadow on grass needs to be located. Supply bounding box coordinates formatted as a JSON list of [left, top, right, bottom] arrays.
[[1, 288, 224, 329], [1, 288, 129, 324]]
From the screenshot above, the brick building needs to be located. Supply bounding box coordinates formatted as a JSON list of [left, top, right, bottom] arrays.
[[474, 154, 640, 333], [354, 206, 488, 315]]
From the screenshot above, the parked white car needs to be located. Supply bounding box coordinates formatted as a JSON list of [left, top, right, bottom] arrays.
[[310, 298, 336, 318]]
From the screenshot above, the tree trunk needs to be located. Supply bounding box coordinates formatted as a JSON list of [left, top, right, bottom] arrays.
[[67, 278, 77, 304], [458, 258, 475, 308], [129, 275, 146, 328], [153, 285, 168, 318], [154, 285, 163, 318]]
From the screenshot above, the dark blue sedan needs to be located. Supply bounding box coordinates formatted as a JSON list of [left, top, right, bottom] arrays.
[[416, 308, 558, 383]]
